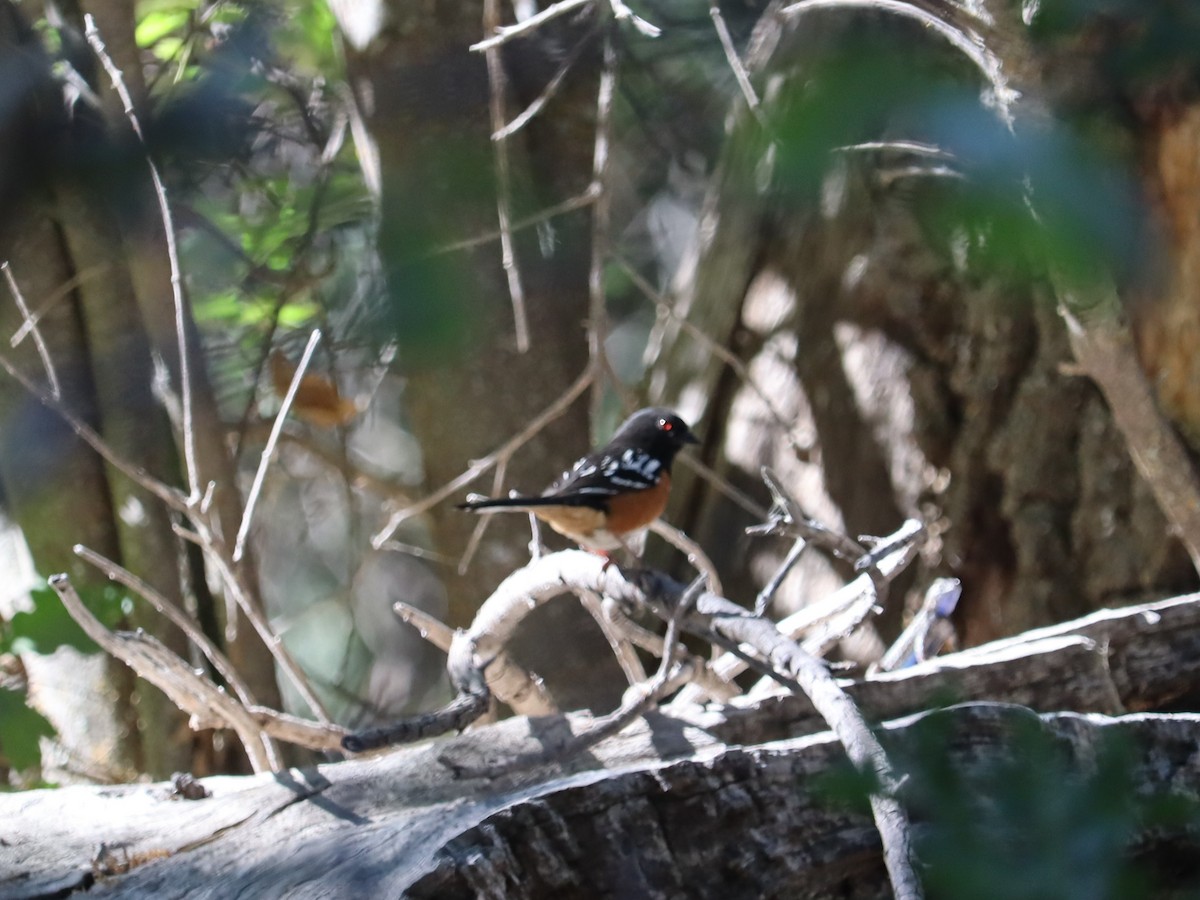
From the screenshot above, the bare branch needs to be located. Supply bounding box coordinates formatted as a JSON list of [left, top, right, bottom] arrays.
[[609, 0, 660, 37], [372, 366, 594, 547], [233, 329, 322, 563], [648, 519, 723, 596], [754, 536, 805, 616], [48, 573, 278, 773], [9, 264, 107, 348], [483, 0, 530, 352], [470, 0, 593, 53], [361, 551, 922, 899], [2, 262, 60, 398], [85, 16, 201, 501], [0, 347, 187, 513], [579, 588, 647, 685], [182, 518, 334, 723], [599, 597, 739, 702], [587, 34, 618, 421], [708, 0, 763, 117], [1060, 286, 1200, 573], [393, 600, 455, 652], [674, 518, 923, 705], [428, 185, 599, 258], [244, 706, 348, 753], [493, 24, 597, 139], [73, 543, 258, 709]]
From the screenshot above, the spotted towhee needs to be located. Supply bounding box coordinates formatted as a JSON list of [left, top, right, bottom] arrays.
[[458, 407, 698, 553]]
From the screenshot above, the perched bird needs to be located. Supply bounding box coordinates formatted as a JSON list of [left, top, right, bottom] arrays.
[[458, 407, 699, 554]]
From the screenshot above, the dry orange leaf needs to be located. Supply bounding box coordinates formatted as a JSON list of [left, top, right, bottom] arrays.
[[269, 350, 359, 428]]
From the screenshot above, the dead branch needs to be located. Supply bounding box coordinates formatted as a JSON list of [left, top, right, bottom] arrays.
[[73, 544, 258, 708], [482, 0, 530, 352], [470, 0, 593, 53], [233, 329, 322, 562], [48, 574, 278, 773], [587, 34, 618, 421], [47, 573, 351, 760], [1059, 283, 1200, 572], [341, 550, 922, 899], [85, 15, 200, 502], [372, 366, 594, 547], [2, 261, 60, 398]]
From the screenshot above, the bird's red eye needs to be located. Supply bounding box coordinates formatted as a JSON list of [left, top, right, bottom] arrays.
[[660, 419, 672, 431]]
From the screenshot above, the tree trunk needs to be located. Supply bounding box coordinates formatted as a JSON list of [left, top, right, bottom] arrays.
[[652, 2, 1199, 650], [0, 0, 281, 779], [340, 2, 624, 711], [6, 591, 1200, 897]]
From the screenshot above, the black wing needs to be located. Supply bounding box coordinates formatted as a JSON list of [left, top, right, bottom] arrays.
[[547, 445, 664, 501]]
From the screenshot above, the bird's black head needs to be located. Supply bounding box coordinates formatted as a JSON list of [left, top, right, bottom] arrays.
[[613, 407, 699, 463]]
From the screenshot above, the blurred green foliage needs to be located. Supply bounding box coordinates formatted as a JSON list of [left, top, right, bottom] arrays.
[[2, 583, 128, 657], [764, 23, 1148, 293], [1031, 0, 1200, 93], [819, 709, 1200, 898], [0, 688, 55, 774], [0, 582, 128, 781]]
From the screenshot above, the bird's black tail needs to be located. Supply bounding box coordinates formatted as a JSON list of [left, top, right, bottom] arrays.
[[457, 494, 592, 511]]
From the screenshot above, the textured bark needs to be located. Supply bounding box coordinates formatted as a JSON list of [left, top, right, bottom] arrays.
[[78, 0, 283, 724], [652, 2, 1199, 651], [8, 591, 1200, 896], [0, 0, 281, 779], [343, 2, 622, 710], [0, 6, 139, 782]]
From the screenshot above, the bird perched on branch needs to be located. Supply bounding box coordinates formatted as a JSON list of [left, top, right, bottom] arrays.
[[458, 407, 698, 554]]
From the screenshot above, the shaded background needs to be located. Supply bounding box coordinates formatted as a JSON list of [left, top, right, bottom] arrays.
[[0, 0, 1198, 800]]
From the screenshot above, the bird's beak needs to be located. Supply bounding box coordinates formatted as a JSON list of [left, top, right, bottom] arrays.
[[684, 430, 700, 445]]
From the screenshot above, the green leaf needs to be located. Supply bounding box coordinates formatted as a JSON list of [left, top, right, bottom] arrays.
[[135, 9, 190, 48], [6, 584, 125, 657], [278, 299, 319, 327], [0, 687, 55, 771]]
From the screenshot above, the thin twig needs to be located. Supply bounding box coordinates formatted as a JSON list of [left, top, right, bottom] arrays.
[[458, 459, 509, 575], [9, 263, 107, 348], [676, 453, 768, 520], [427, 185, 600, 258], [470, 0, 593, 52], [0, 347, 188, 512], [708, 0, 763, 120], [233, 329, 322, 562], [493, 23, 597, 139], [614, 254, 810, 457], [609, 0, 661, 36], [393, 600, 455, 652], [648, 519, 723, 596], [600, 597, 739, 701], [372, 366, 594, 547], [579, 588, 646, 685], [2, 262, 60, 398], [750, 466, 865, 560], [73, 543, 258, 709], [754, 537, 806, 616], [483, 0, 530, 352], [85, 15, 201, 502], [48, 573, 278, 773], [587, 34, 618, 423], [180, 518, 334, 723]]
